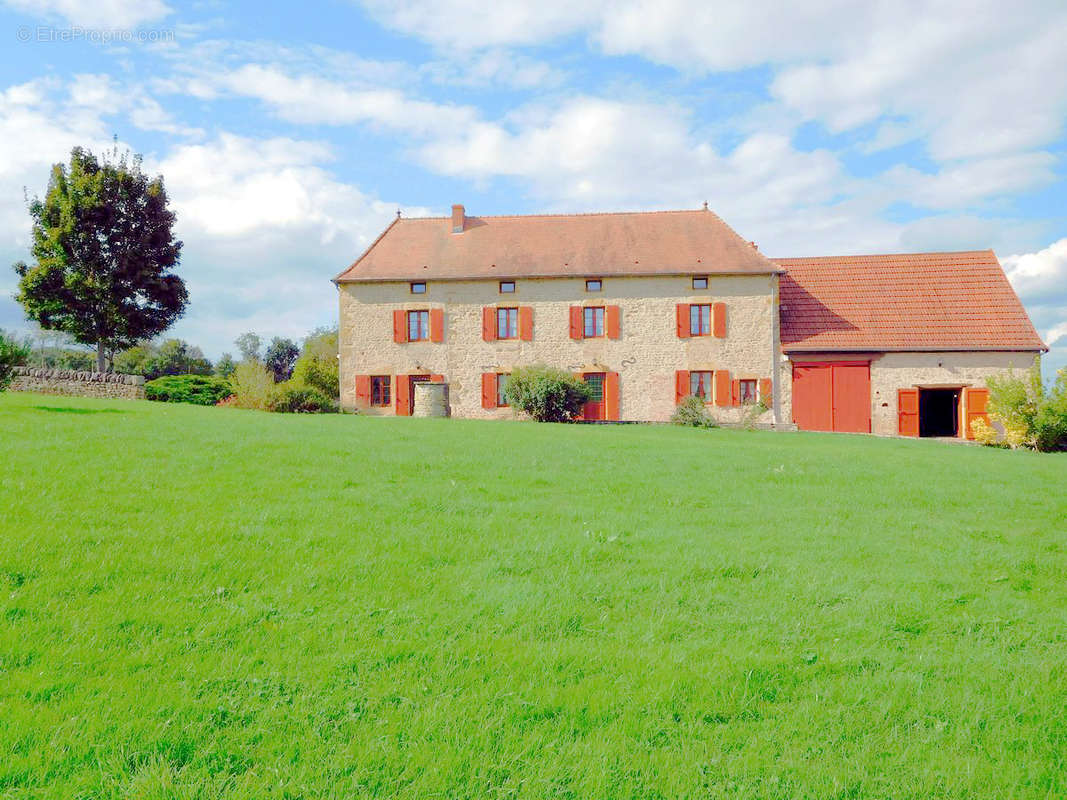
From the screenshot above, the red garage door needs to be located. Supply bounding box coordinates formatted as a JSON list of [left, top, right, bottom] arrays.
[[792, 361, 871, 433]]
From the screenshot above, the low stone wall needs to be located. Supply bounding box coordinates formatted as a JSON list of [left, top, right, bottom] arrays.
[[9, 367, 145, 400]]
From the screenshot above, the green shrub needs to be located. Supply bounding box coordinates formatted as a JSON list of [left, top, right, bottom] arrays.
[[981, 360, 1067, 452], [145, 374, 232, 405], [267, 382, 336, 413], [670, 394, 717, 428], [504, 365, 591, 422], [228, 360, 275, 410], [0, 332, 30, 392]]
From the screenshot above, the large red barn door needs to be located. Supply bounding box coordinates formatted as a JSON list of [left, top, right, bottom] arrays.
[[792, 363, 833, 431], [832, 363, 871, 433], [792, 361, 871, 433]]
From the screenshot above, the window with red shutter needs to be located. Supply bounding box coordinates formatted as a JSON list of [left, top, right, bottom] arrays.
[[569, 306, 583, 339], [481, 373, 497, 409], [604, 372, 620, 420], [715, 370, 731, 407], [519, 307, 533, 341], [713, 302, 727, 338], [482, 307, 497, 342], [606, 305, 620, 339], [690, 371, 713, 401], [676, 304, 690, 338], [758, 378, 772, 404], [675, 370, 690, 404], [355, 374, 371, 406], [393, 309, 407, 343], [429, 309, 444, 342]]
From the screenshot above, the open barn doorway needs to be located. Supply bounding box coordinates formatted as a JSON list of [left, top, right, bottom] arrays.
[[918, 388, 960, 437]]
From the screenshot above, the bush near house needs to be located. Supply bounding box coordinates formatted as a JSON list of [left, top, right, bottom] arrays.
[[225, 360, 275, 410], [291, 327, 339, 400], [504, 365, 592, 422], [267, 382, 336, 413], [144, 374, 232, 406], [670, 394, 718, 428], [974, 361, 1067, 451]]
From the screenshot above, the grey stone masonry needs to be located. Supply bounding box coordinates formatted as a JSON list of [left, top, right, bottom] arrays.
[[10, 367, 146, 400]]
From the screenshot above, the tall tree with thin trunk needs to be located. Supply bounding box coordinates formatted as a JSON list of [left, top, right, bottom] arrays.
[[13, 146, 187, 372]]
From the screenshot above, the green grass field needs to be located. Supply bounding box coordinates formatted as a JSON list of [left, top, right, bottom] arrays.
[[1, 392, 1065, 799]]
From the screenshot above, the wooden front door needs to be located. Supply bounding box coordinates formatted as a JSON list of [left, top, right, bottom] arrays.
[[582, 373, 606, 421]]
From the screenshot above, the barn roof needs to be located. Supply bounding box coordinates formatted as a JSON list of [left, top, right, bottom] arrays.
[[774, 250, 1045, 353], [334, 207, 781, 282]]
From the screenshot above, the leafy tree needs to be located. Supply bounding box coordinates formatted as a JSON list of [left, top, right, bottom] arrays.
[[265, 337, 299, 382], [292, 327, 338, 399], [149, 339, 212, 379], [215, 353, 236, 379], [113, 338, 212, 380], [0, 331, 30, 392], [978, 359, 1067, 451], [13, 146, 187, 372], [234, 332, 262, 363], [504, 365, 591, 422]]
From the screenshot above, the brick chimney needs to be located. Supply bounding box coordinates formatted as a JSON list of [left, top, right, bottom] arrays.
[[451, 204, 465, 233]]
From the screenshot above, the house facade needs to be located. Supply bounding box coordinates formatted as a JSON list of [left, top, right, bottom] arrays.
[[335, 205, 1046, 437]]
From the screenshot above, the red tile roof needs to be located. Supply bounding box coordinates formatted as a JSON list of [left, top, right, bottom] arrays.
[[334, 208, 780, 282], [774, 250, 1046, 352]]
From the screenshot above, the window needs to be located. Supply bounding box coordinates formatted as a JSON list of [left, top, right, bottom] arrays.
[[499, 281, 515, 293], [690, 303, 711, 336], [739, 379, 758, 405], [690, 371, 713, 401], [371, 376, 391, 406], [410, 282, 426, 294], [496, 307, 518, 339], [496, 373, 510, 406], [407, 309, 430, 341], [693, 276, 708, 290], [586, 279, 602, 292], [583, 306, 605, 337], [584, 373, 604, 401]]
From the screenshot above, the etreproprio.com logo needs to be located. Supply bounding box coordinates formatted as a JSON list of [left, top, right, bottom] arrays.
[[17, 25, 176, 44]]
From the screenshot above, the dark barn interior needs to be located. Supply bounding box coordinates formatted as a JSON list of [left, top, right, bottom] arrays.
[[919, 388, 960, 437]]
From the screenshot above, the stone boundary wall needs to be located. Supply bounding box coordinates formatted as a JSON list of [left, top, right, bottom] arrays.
[[9, 367, 146, 400]]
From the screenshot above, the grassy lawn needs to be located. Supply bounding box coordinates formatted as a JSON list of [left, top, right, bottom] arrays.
[[1, 391, 1065, 799]]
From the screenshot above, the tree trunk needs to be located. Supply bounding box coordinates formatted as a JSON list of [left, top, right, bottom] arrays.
[[96, 343, 106, 373]]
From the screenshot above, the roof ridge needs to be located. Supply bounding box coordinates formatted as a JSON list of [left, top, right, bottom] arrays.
[[773, 249, 996, 261], [396, 208, 711, 222]]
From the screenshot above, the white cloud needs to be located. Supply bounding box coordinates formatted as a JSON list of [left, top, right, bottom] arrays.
[[3, 0, 171, 28], [881, 153, 1057, 210], [359, 0, 1067, 162], [220, 64, 477, 133], [1002, 239, 1067, 306]]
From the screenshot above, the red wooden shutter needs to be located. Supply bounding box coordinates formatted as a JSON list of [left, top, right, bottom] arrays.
[[898, 388, 919, 437], [429, 308, 444, 342], [713, 302, 727, 338], [604, 372, 620, 421], [481, 373, 497, 409], [759, 378, 772, 405], [355, 374, 371, 406], [395, 374, 411, 416], [519, 306, 533, 341], [569, 306, 583, 339], [482, 307, 496, 342], [676, 304, 690, 338], [731, 379, 740, 407], [393, 310, 407, 343], [606, 305, 620, 339], [429, 374, 444, 383], [964, 387, 990, 440], [715, 370, 731, 407], [675, 370, 690, 404]]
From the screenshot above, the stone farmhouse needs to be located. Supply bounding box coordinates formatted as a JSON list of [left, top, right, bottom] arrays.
[[334, 205, 1046, 437]]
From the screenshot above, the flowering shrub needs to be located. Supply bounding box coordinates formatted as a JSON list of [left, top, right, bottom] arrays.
[[975, 360, 1067, 452], [670, 395, 717, 428]]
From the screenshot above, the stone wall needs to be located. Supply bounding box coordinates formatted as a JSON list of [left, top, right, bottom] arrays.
[[338, 273, 780, 423], [9, 367, 146, 400]]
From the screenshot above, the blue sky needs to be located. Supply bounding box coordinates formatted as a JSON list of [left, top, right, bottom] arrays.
[[0, 0, 1065, 374]]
